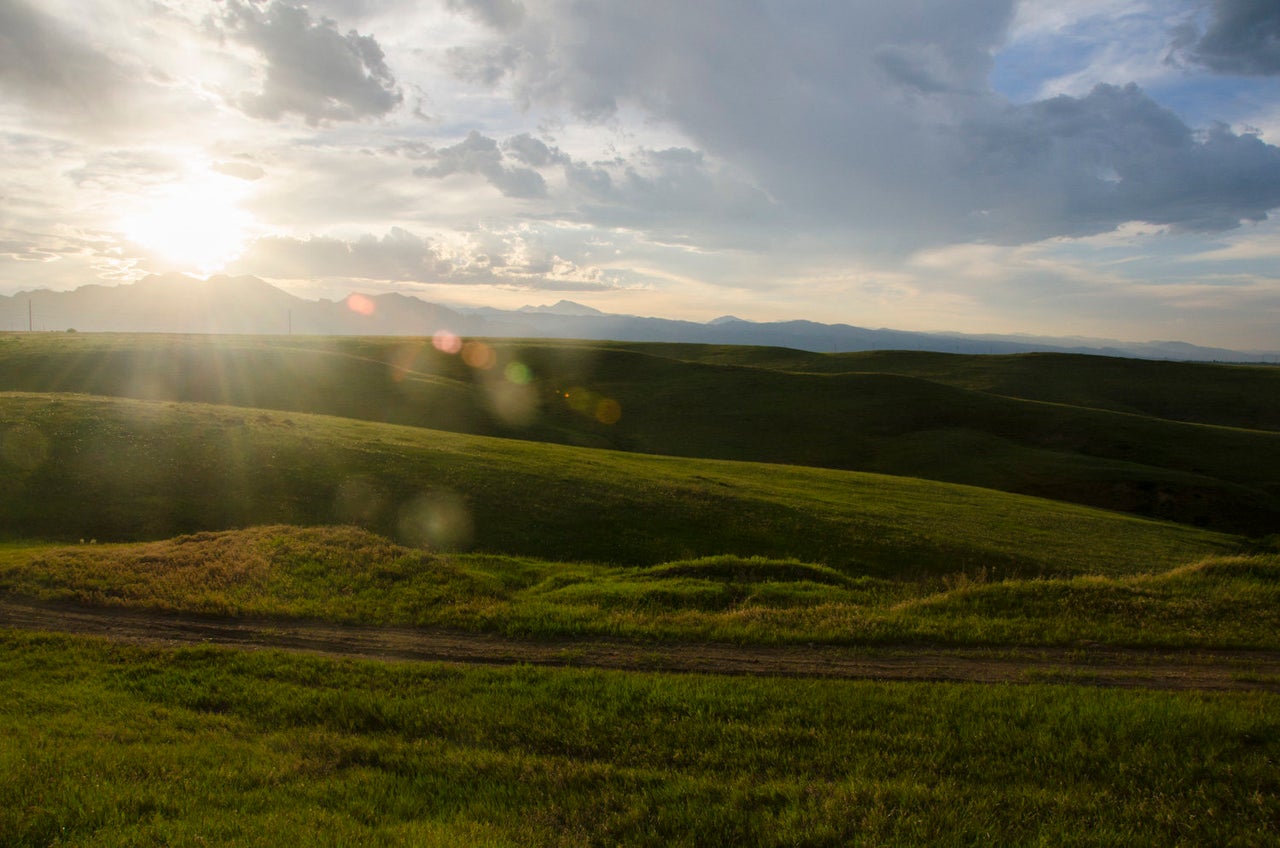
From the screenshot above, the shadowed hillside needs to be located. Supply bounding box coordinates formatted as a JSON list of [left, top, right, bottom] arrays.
[[0, 392, 1240, 579], [614, 345, 1280, 431], [1, 333, 1277, 534]]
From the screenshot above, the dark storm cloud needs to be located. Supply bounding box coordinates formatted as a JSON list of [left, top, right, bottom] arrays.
[[450, 0, 1280, 246], [0, 0, 132, 124], [963, 83, 1280, 240], [1175, 0, 1280, 76], [413, 130, 547, 198], [219, 0, 403, 124]]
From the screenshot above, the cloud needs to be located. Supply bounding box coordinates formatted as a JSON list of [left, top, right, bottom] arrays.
[[1173, 0, 1280, 76], [212, 161, 267, 181], [502, 133, 568, 168], [232, 226, 620, 291], [449, 0, 1280, 247], [65, 150, 182, 190], [0, 0, 133, 126], [218, 0, 403, 124], [962, 83, 1280, 240], [446, 0, 525, 31], [233, 228, 449, 281], [411, 129, 779, 242], [414, 131, 547, 198]]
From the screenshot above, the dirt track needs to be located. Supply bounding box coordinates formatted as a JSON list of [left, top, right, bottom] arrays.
[[3, 597, 1279, 691]]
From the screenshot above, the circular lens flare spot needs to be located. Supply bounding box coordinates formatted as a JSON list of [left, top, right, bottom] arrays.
[[346, 294, 376, 316], [433, 330, 462, 354], [398, 491, 474, 551], [504, 361, 532, 384], [595, 398, 622, 425], [462, 341, 496, 369]]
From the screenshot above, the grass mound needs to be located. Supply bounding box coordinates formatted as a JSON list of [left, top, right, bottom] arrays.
[[6, 528, 1277, 649], [0, 525, 495, 621], [890, 554, 1280, 648], [1161, 555, 1280, 584], [641, 555, 856, 587]]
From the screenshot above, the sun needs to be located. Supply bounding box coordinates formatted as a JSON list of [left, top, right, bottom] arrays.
[[120, 172, 258, 274]]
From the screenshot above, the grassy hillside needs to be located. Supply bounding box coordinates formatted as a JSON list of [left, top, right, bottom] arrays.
[[617, 344, 1280, 430], [3, 333, 1278, 846], [4, 526, 1277, 649], [2, 333, 1278, 534], [0, 393, 1240, 580]]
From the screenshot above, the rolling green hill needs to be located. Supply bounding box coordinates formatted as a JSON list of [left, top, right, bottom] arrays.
[[2, 333, 1277, 534], [611, 344, 1280, 430], [3, 333, 1279, 846], [0, 392, 1240, 579]]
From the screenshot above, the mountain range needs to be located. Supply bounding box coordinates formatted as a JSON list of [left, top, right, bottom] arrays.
[[2, 273, 1276, 362]]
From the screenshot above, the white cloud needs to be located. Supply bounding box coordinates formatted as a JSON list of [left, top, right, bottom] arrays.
[[230, 225, 624, 292]]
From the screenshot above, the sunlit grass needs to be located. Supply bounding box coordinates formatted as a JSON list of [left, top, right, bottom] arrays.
[[1, 631, 1276, 847], [4, 526, 1276, 649]]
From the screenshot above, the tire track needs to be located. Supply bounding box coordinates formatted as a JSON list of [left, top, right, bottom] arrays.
[[3, 598, 1279, 691]]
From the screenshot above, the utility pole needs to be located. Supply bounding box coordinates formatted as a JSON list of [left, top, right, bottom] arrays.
[[28, 300, 32, 332], [288, 309, 292, 335]]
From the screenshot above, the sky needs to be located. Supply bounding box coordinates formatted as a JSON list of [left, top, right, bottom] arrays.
[[1, 0, 1279, 349]]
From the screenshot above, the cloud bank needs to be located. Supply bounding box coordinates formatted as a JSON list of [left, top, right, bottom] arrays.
[[1, 0, 1278, 348], [449, 0, 1280, 247]]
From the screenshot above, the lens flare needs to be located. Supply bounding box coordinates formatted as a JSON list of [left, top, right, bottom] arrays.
[[397, 491, 474, 550], [565, 387, 596, 414], [432, 330, 462, 354], [346, 293, 376, 316], [595, 398, 622, 425], [485, 377, 539, 427], [504, 361, 532, 384], [562, 387, 622, 425], [462, 341, 496, 369], [387, 341, 426, 383]]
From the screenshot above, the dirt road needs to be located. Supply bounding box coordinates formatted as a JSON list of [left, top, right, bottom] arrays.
[[3, 597, 1278, 691]]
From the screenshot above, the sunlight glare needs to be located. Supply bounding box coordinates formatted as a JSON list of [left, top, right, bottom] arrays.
[[119, 173, 256, 273]]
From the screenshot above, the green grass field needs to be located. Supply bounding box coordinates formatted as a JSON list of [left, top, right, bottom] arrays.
[[2, 332, 1278, 843], [2, 631, 1277, 847]]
